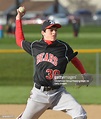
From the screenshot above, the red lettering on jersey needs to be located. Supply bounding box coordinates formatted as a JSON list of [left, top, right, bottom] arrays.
[[54, 56, 58, 66], [43, 53, 49, 61], [36, 53, 45, 64], [36, 52, 58, 66], [49, 54, 58, 66], [46, 69, 53, 80], [49, 53, 53, 63], [46, 69, 60, 80]]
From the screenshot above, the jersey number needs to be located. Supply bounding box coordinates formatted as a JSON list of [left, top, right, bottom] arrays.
[[46, 69, 60, 80]]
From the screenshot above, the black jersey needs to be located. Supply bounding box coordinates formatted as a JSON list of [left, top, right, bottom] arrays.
[[22, 39, 77, 86]]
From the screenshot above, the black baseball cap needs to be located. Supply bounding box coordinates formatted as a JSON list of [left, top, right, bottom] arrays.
[[41, 20, 61, 31]]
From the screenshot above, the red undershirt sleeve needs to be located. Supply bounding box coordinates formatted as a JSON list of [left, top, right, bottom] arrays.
[[71, 57, 86, 74], [15, 20, 25, 48]]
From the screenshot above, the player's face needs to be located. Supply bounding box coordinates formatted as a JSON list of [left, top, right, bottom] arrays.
[[42, 27, 57, 41]]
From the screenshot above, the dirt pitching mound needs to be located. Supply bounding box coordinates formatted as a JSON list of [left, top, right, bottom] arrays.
[[0, 105, 101, 119]]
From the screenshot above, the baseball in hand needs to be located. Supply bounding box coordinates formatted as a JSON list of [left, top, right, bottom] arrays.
[[18, 6, 25, 13]]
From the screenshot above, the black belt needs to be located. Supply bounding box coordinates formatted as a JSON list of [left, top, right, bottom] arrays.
[[35, 83, 61, 91]]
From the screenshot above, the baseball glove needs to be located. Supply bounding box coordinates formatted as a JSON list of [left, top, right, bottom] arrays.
[[76, 73, 93, 87]]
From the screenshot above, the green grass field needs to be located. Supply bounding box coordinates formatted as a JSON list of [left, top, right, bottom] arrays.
[[0, 24, 101, 104], [0, 86, 101, 104]]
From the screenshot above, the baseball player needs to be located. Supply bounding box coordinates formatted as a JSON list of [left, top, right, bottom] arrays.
[[15, 7, 91, 119], [71, 16, 80, 37]]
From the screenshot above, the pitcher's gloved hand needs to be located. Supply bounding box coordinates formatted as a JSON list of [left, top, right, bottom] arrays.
[[82, 73, 93, 86], [76, 73, 93, 87]]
